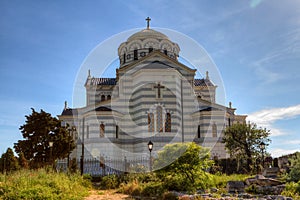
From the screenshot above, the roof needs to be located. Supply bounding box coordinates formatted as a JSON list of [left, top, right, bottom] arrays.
[[86, 78, 116, 86], [86, 77, 214, 87], [127, 28, 169, 41], [194, 78, 215, 87], [61, 108, 78, 116]]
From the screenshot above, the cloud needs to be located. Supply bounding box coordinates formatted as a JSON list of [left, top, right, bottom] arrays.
[[271, 148, 299, 158], [247, 104, 300, 136]]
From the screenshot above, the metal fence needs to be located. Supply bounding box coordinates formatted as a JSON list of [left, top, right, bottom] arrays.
[[56, 156, 150, 176]]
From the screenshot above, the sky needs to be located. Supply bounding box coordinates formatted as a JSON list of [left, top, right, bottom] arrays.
[[0, 0, 299, 158]]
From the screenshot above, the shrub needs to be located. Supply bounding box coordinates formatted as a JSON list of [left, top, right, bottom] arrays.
[[141, 181, 166, 197], [118, 179, 142, 196], [100, 174, 120, 189], [282, 181, 300, 199], [162, 192, 179, 200]]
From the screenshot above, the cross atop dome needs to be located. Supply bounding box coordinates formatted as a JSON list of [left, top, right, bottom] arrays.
[[145, 17, 151, 29]]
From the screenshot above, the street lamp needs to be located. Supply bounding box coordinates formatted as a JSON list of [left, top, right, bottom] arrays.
[[49, 141, 53, 166], [259, 141, 266, 169], [67, 127, 76, 170], [148, 141, 153, 172]]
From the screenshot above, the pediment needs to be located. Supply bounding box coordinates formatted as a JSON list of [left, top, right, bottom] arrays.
[[117, 51, 196, 77]]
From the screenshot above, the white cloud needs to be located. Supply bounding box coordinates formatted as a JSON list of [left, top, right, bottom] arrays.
[[247, 104, 300, 136], [248, 104, 300, 125], [270, 148, 299, 158]]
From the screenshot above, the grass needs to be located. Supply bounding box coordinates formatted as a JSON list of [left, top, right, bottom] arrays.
[[0, 168, 91, 200], [210, 173, 249, 189]]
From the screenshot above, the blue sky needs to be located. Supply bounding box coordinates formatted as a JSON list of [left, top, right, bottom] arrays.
[[0, 0, 299, 157]]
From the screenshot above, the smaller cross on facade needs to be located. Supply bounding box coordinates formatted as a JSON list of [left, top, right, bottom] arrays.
[[154, 82, 165, 99], [146, 17, 151, 29]]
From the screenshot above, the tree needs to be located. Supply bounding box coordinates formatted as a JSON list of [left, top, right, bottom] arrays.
[[0, 148, 19, 173], [287, 152, 300, 182], [18, 152, 29, 169], [14, 108, 75, 168], [223, 122, 271, 173], [154, 142, 213, 192]]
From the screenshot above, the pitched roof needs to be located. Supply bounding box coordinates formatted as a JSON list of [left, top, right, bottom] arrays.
[[194, 78, 215, 87], [86, 78, 117, 86], [61, 108, 78, 116]]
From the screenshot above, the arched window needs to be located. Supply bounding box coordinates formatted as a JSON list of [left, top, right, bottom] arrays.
[[212, 123, 217, 137], [123, 53, 126, 64], [107, 95, 111, 100], [149, 47, 153, 53], [134, 49, 138, 60], [164, 49, 167, 55], [101, 95, 106, 102], [116, 125, 119, 139], [156, 106, 163, 132], [100, 124, 105, 138], [148, 113, 154, 132], [165, 113, 171, 132], [197, 125, 201, 138]]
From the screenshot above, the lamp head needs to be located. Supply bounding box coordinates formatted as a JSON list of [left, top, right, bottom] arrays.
[[148, 141, 153, 152]]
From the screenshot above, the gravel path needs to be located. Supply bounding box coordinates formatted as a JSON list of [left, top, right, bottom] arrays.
[[84, 190, 132, 200]]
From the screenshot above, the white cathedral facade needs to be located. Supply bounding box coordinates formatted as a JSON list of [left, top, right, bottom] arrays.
[[58, 21, 246, 171]]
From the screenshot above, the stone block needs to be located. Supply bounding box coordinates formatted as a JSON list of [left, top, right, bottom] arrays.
[[227, 181, 245, 193]]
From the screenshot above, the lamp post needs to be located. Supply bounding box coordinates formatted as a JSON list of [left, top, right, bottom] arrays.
[[259, 141, 266, 169], [148, 141, 153, 172], [67, 127, 76, 171], [49, 141, 53, 166]]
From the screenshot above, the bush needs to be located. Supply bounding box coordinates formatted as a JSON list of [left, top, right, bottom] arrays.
[[282, 181, 300, 199], [100, 174, 120, 189], [0, 168, 91, 199], [118, 179, 142, 196], [141, 181, 166, 197], [162, 191, 179, 200]]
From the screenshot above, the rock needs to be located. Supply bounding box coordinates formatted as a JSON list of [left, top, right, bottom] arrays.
[[210, 187, 218, 193], [275, 195, 285, 200], [263, 167, 280, 179], [227, 181, 245, 193]]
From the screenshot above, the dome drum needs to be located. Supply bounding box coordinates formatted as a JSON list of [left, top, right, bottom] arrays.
[[118, 29, 180, 67]]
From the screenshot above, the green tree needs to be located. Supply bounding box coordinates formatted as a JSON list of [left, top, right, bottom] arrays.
[[18, 152, 29, 169], [223, 122, 271, 173], [287, 152, 300, 182], [154, 142, 213, 192], [0, 148, 19, 173], [14, 108, 75, 168]]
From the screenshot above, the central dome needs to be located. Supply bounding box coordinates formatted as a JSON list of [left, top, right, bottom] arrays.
[[127, 29, 169, 41], [118, 28, 180, 67]]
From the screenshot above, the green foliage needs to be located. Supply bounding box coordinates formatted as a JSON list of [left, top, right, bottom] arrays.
[[155, 142, 213, 192], [282, 181, 300, 199], [14, 108, 75, 168], [210, 173, 249, 189], [100, 174, 120, 189], [18, 152, 29, 169], [118, 179, 142, 196], [162, 192, 179, 200], [287, 152, 300, 182], [0, 168, 91, 199], [141, 181, 166, 197], [223, 122, 271, 173], [0, 148, 19, 173]]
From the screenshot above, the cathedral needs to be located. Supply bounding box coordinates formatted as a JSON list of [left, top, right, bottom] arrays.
[[58, 19, 246, 173]]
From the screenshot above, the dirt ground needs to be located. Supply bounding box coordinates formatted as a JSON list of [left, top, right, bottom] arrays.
[[84, 190, 133, 200]]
